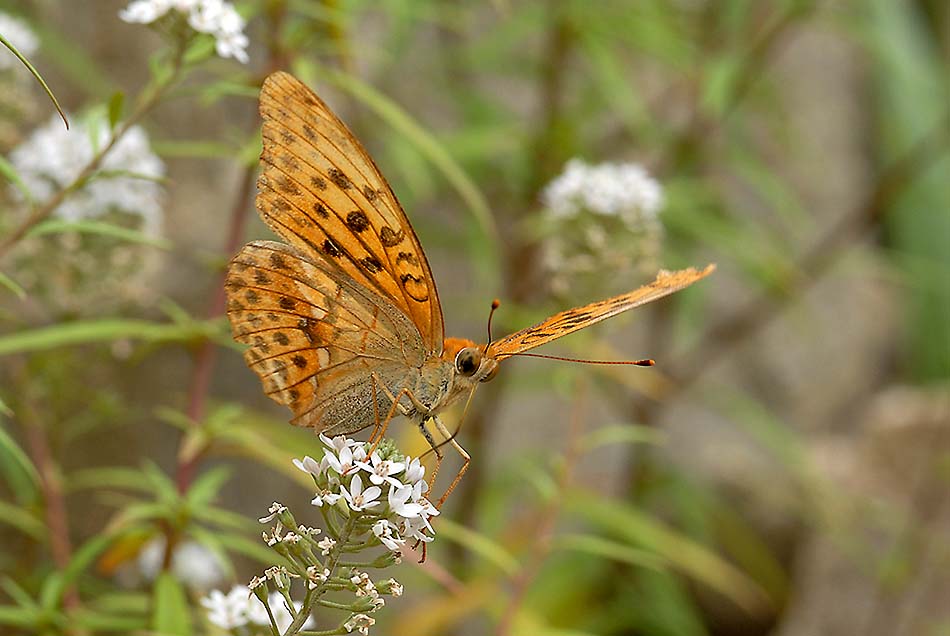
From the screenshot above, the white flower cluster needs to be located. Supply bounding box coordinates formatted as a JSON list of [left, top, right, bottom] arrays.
[[541, 158, 664, 228], [200, 584, 314, 631], [8, 113, 165, 236], [138, 537, 225, 591], [119, 0, 249, 63], [0, 12, 39, 70], [297, 433, 439, 550]]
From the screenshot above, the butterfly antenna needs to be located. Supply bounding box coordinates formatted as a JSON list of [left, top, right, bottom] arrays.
[[504, 351, 655, 366], [486, 298, 501, 347]]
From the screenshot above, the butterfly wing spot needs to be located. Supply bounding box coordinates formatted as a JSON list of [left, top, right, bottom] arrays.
[[310, 176, 327, 191], [346, 210, 370, 233], [273, 332, 290, 346], [362, 185, 378, 202], [379, 226, 404, 247], [279, 296, 296, 310], [328, 167, 351, 190], [292, 354, 308, 368], [302, 124, 317, 141], [313, 202, 329, 219], [396, 252, 418, 266], [360, 256, 383, 273]]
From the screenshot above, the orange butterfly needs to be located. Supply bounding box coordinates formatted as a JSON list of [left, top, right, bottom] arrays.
[[226, 72, 714, 497]]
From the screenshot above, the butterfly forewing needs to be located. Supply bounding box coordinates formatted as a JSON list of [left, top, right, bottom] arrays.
[[257, 71, 443, 355], [226, 240, 426, 433], [486, 265, 715, 359]]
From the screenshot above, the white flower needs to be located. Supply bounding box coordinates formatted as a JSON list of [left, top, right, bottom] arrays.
[[320, 433, 357, 453], [325, 444, 365, 477], [355, 451, 405, 486], [344, 613, 376, 635], [258, 501, 286, 523], [306, 565, 330, 589], [372, 519, 405, 552], [341, 474, 381, 512], [311, 486, 342, 507], [402, 456, 426, 485], [541, 159, 663, 225], [385, 578, 403, 597], [316, 536, 337, 555], [388, 484, 424, 519], [137, 537, 225, 591], [9, 113, 165, 236], [119, 0, 248, 63], [200, 585, 249, 629], [293, 455, 323, 478], [0, 13, 39, 69], [401, 516, 435, 544]]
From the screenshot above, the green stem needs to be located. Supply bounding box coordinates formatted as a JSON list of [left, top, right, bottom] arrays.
[[282, 514, 359, 635]]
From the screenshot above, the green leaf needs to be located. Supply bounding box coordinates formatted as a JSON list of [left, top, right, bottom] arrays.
[[107, 91, 125, 129], [553, 533, 667, 571], [72, 607, 147, 632], [42, 531, 119, 609], [0, 604, 38, 627], [150, 139, 238, 159], [184, 466, 232, 508], [151, 572, 192, 636], [568, 492, 773, 617], [0, 154, 33, 205], [28, 219, 173, 250], [0, 424, 41, 494], [0, 30, 68, 129], [0, 500, 46, 540], [433, 518, 519, 576], [186, 525, 235, 581], [581, 424, 665, 452], [0, 319, 216, 356], [67, 466, 155, 494], [0, 271, 26, 300]]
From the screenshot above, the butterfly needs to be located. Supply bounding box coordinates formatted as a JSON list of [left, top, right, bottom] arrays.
[[226, 71, 714, 497]]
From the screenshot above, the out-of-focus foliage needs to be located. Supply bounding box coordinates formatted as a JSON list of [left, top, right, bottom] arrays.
[[1, 1, 949, 635]]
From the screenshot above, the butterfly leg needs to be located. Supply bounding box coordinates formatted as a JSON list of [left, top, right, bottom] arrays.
[[430, 415, 470, 508], [367, 373, 410, 446]]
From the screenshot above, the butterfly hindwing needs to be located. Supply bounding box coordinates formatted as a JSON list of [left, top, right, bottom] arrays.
[[486, 265, 715, 359], [256, 71, 444, 355], [225, 240, 425, 433]]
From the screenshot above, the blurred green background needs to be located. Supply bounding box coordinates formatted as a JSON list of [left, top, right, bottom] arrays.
[[1, 1, 949, 635]]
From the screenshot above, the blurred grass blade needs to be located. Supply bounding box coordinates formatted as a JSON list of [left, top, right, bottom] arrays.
[[107, 91, 125, 129], [553, 533, 667, 571], [0, 271, 26, 300], [0, 319, 215, 356], [434, 518, 519, 576], [568, 491, 773, 617], [307, 64, 499, 247], [581, 423, 665, 452], [0, 32, 68, 128], [0, 501, 46, 540], [27, 219, 173, 250], [151, 573, 192, 636], [0, 155, 33, 205], [0, 425, 41, 493]]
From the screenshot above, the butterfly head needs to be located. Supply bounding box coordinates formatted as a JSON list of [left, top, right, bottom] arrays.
[[442, 337, 499, 385]]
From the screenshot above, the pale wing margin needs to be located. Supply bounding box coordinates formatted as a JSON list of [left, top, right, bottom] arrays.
[[486, 264, 716, 359]]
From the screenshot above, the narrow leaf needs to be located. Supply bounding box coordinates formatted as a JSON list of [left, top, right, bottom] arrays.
[[151, 572, 192, 636], [28, 219, 172, 250]]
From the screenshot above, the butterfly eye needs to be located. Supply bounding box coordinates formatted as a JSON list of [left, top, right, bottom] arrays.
[[455, 347, 481, 377]]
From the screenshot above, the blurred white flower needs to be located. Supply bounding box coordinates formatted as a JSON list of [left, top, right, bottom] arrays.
[[539, 159, 666, 296], [200, 585, 249, 629], [541, 158, 663, 226], [341, 474, 381, 512], [138, 537, 225, 591], [0, 12, 39, 70], [9, 113, 165, 236], [119, 0, 249, 63]]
